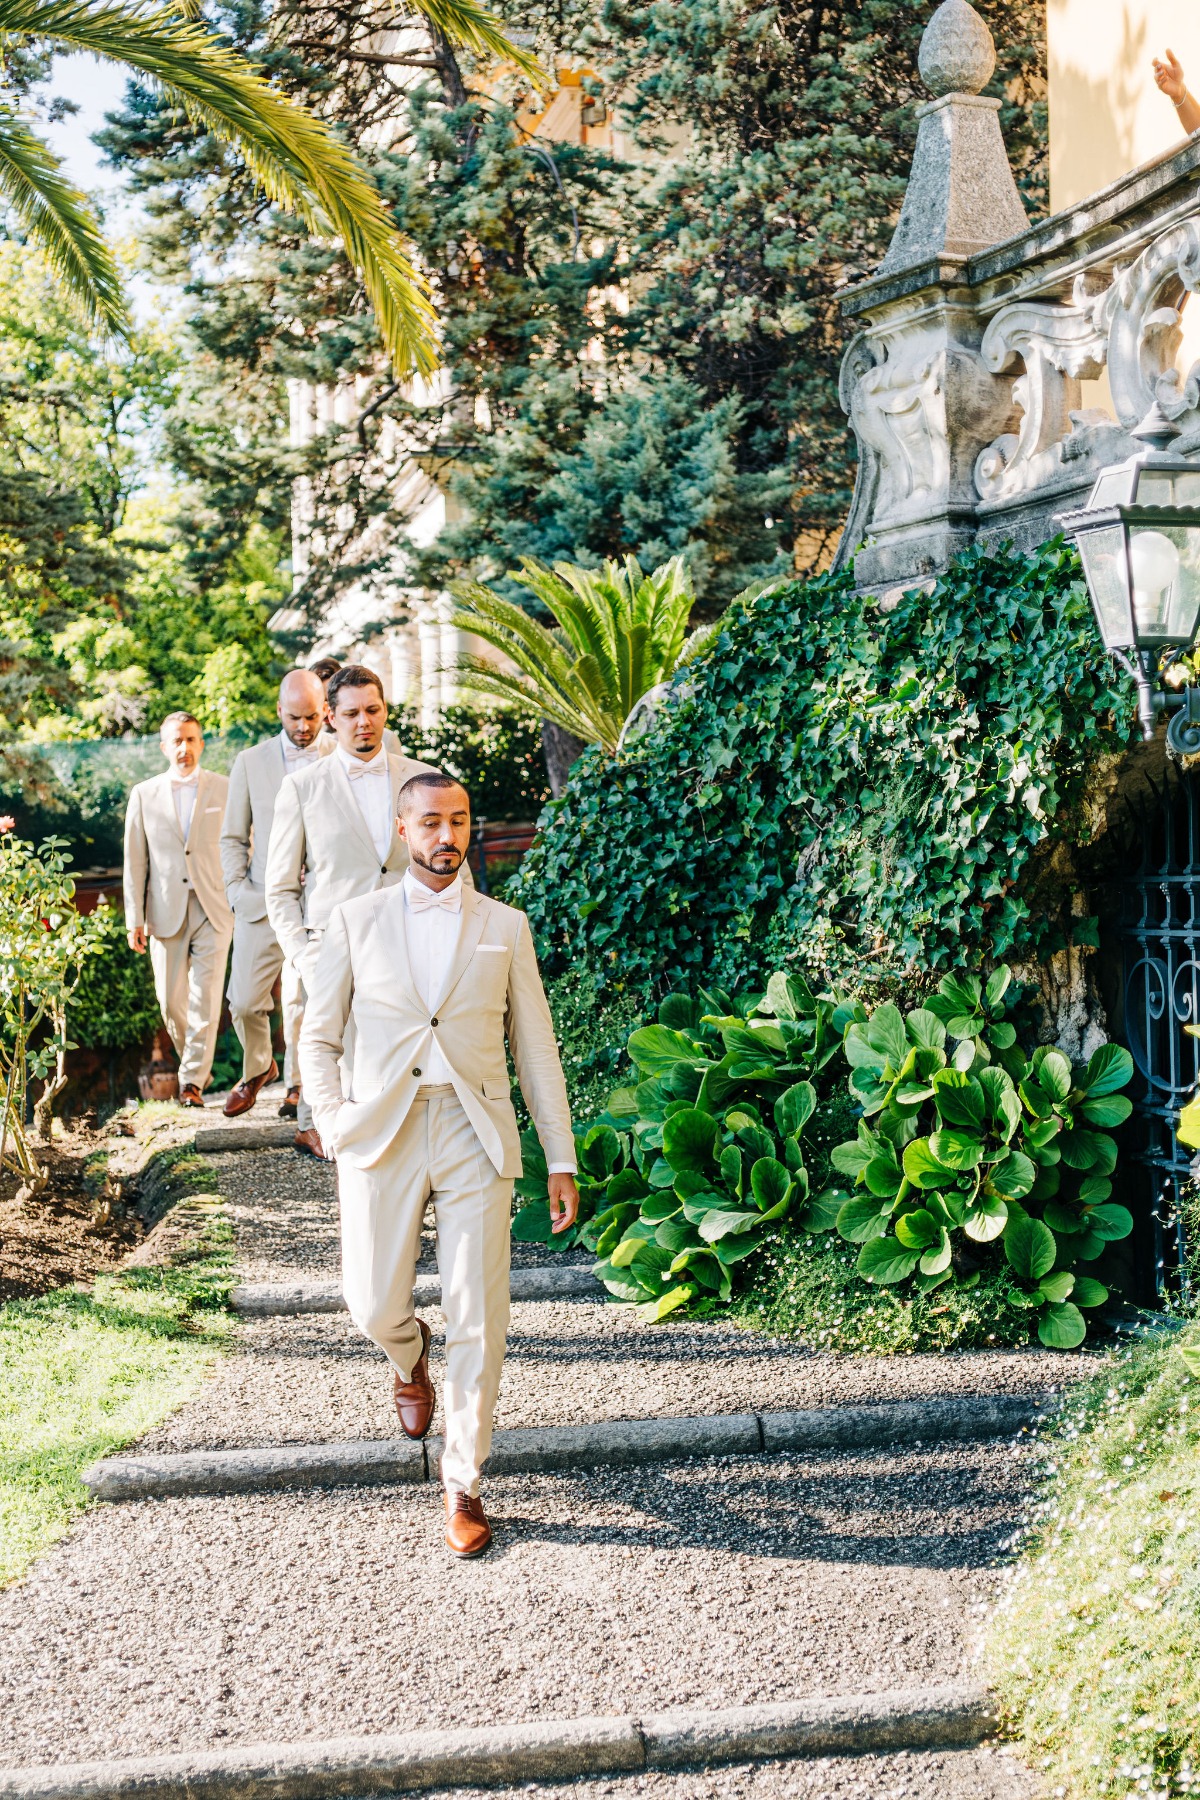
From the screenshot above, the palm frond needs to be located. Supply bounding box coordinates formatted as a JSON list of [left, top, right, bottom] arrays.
[[447, 655, 599, 743], [0, 0, 437, 371], [405, 0, 548, 85], [0, 111, 127, 333]]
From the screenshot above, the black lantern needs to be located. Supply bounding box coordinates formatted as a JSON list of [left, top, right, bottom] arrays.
[[1057, 413, 1200, 753]]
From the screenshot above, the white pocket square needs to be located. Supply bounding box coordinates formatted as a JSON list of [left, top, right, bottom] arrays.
[[475, 944, 508, 954], [205, 807, 221, 813]]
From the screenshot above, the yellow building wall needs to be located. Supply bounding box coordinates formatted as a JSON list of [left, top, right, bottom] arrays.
[[1049, 0, 1200, 210]]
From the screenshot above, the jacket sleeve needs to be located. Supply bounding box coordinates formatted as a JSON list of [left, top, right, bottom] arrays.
[[123, 787, 149, 933], [265, 773, 309, 970], [505, 916, 576, 1170], [220, 753, 253, 905], [298, 905, 354, 1138]]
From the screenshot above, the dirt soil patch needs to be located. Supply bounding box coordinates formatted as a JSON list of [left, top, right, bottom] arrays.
[[0, 1129, 143, 1303]]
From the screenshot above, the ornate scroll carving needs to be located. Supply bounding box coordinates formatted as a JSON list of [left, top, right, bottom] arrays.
[[974, 281, 1110, 501], [1103, 218, 1200, 440], [840, 322, 951, 533]]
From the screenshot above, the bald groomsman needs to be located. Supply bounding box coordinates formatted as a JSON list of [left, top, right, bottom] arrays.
[[124, 712, 233, 1106], [220, 669, 326, 1119], [266, 664, 468, 1158]]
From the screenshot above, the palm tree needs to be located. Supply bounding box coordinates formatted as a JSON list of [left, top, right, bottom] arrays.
[[447, 556, 719, 770], [0, 0, 543, 369]]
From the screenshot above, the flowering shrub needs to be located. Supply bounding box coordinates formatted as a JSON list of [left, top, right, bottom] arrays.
[[0, 830, 102, 1190]]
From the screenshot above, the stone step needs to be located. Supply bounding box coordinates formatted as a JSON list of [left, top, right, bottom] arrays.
[[0, 1685, 995, 1800], [194, 1119, 298, 1153], [229, 1264, 599, 1316], [82, 1393, 1038, 1502]]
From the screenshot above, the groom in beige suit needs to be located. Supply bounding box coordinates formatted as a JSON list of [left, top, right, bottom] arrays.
[[219, 669, 326, 1119], [124, 712, 233, 1105], [266, 664, 470, 1157], [301, 772, 578, 1558]]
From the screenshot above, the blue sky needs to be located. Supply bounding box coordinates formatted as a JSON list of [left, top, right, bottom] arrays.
[[43, 54, 132, 198]]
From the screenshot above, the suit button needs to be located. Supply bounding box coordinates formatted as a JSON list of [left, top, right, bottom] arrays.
[[381, 865, 387, 874], [412, 1067, 422, 1078], [430, 1016, 439, 1027]]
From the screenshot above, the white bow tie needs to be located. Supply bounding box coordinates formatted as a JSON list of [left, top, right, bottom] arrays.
[[346, 758, 386, 781], [408, 884, 461, 914], [284, 743, 319, 763], [171, 773, 199, 787]]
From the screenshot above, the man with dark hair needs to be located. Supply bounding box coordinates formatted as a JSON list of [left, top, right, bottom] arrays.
[[301, 771, 577, 1557], [310, 655, 401, 755], [266, 665, 470, 1156], [220, 669, 325, 1118], [123, 712, 233, 1106]]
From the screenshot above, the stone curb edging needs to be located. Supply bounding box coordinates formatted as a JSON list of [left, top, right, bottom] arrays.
[[81, 1393, 1039, 1502], [0, 1684, 996, 1799], [229, 1265, 599, 1316]]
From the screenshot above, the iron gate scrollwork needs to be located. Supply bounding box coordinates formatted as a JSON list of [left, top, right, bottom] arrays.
[[1116, 764, 1199, 1302]]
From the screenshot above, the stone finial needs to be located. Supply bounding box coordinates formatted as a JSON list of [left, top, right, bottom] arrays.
[[918, 0, 996, 98]]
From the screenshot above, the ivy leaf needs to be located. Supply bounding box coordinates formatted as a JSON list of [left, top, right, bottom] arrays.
[[856, 1236, 921, 1285], [1005, 1214, 1057, 1281]]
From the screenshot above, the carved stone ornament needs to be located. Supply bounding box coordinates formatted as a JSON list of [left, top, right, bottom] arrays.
[[1102, 218, 1200, 445]]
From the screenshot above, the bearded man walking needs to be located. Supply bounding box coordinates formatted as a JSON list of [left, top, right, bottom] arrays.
[[266, 664, 467, 1158], [220, 669, 325, 1119], [300, 773, 578, 1557], [124, 712, 233, 1106]]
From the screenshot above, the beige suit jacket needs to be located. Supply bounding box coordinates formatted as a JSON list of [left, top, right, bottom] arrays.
[[124, 769, 233, 940], [264, 750, 469, 977], [300, 884, 574, 1178], [220, 735, 295, 925]]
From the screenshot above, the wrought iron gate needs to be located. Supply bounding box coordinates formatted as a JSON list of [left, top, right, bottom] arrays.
[[1116, 764, 1199, 1302]]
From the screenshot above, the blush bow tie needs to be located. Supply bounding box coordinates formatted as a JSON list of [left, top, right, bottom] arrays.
[[346, 759, 387, 780], [170, 773, 199, 787], [408, 883, 462, 914]]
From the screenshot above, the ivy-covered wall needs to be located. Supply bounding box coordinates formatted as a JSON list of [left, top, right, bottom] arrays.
[[515, 541, 1135, 1013]]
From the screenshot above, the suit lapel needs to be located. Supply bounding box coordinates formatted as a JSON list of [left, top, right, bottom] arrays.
[[371, 886, 426, 1013], [329, 754, 383, 863], [185, 770, 209, 846], [155, 771, 184, 845], [433, 886, 487, 1010]]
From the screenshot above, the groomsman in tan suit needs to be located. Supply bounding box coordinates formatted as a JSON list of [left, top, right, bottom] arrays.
[[301, 772, 578, 1557], [309, 656, 403, 757], [124, 712, 233, 1106], [266, 664, 466, 1158], [219, 669, 326, 1118]]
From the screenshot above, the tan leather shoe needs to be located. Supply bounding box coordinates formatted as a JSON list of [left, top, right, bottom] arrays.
[[177, 1085, 204, 1109], [444, 1490, 492, 1558], [278, 1086, 300, 1120], [294, 1126, 329, 1159], [223, 1059, 279, 1118], [393, 1319, 434, 1439]]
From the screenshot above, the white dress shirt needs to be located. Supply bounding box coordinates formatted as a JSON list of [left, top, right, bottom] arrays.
[[281, 731, 321, 771], [402, 870, 576, 1175], [337, 745, 393, 863], [172, 772, 199, 859]]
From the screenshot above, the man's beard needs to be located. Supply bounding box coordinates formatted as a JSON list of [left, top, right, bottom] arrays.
[[410, 843, 464, 875]]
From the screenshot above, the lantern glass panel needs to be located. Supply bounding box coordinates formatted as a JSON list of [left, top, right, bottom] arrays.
[[1077, 524, 1133, 647], [1134, 469, 1200, 508], [1088, 465, 1137, 507], [1127, 520, 1200, 647]]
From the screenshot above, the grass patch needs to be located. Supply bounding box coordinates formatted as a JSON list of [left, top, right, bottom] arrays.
[[0, 1156, 235, 1588], [987, 1321, 1200, 1795]]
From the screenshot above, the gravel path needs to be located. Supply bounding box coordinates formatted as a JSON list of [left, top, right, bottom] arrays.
[[0, 1445, 1023, 1766], [138, 1297, 1080, 1454], [416, 1747, 1033, 1799]]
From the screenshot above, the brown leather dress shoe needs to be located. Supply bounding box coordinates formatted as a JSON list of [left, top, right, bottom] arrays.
[[293, 1126, 329, 1159], [444, 1490, 492, 1558], [278, 1086, 301, 1120], [393, 1319, 434, 1439], [177, 1085, 204, 1108], [223, 1059, 279, 1118]]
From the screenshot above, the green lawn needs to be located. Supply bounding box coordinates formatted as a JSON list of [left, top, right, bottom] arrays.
[[0, 1179, 234, 1588], [987, 1319, 1200, 1795]]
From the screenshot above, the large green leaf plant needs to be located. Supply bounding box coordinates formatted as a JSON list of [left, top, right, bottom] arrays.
[[829, 967, 1135, 1349], [513, 971, 852, 1320]]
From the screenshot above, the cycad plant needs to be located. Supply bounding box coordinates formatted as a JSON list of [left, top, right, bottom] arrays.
[[0, 0, 542, 369], [448, 555, 715, 755]]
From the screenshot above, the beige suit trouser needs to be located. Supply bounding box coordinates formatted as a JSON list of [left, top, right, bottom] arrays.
[[149, 891, 232, 1091], [337, 1088, 512, 1495], [227, 914, 307, 1107]]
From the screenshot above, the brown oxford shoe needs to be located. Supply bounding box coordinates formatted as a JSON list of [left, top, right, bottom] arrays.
[[394, 1319, 435, 1439], [444, 1489, 492, 1559], [177, 1085, 205, 1109], [278, 1086, 300, 1120], [294, 1126, 330, 1160], [223, 1059, 278, 1118]]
